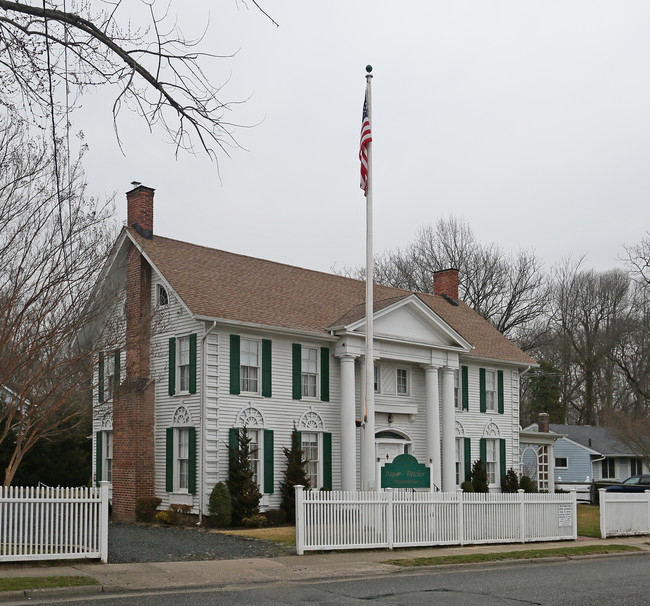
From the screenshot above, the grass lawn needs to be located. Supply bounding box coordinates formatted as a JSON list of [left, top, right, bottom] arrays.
[[0, 576, 98, 593], [577, 504, 601, 538], [214, 525, 296, 546]]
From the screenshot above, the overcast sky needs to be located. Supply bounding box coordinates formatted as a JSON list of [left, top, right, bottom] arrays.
[[75, 1, 650, 277]]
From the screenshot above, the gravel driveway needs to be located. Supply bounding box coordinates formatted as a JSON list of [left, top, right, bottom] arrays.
[[107, 523, 293, 563]]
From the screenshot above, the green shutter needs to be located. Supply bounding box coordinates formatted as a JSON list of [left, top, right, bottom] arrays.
[[497, 370, 504, 414], [166, 428, 174, 492], [499, 438, 507, 483], [479, 368, 486, 413], [320, 347, 330, 402], [114, 350, 121, 392], [168, 338, 176, 396], [292, 343, 302, 400], [323, 432, 332, 490], [480, 437, 486, 465], [262, 339, 272, 397], [264, 429, 274, 494], [462, 366, 469, 410], [228, 427, 239, 473], [188, 427, 197, 494], [189, 333, 197, 395], [229, 335, 240, 395], [95, 432, 103, 486], [464, 438, 471, 482], [98, 351, 104, 402]]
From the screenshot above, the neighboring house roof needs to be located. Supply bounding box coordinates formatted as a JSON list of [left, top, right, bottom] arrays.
[[548, 424, 641, 458], [126, 228, 535, 366]]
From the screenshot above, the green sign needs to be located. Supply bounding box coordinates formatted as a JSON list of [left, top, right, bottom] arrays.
[[380, 454, 430, 489]]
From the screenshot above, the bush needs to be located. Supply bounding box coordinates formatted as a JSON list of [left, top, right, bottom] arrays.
[[501, 468, 519, 493], [470, 459, 489, 493], [155, 511, 171, 524], [241, 514, 266, 528], [135, 496, 162, 522], [519, 475, 538, 493], [208, 482, 232, 527], [461, 481, 474, 492], [169, 504, 193, 526], [227, 427, 262, 526], [280, 426, 310, 523], [263, 508, 286, 526]]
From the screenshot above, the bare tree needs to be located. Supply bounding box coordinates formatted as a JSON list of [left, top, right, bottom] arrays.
[[0, 0, 271, 159], [0, 115, 118, 486]]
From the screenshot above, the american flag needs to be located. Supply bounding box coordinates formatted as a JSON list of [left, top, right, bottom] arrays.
[[359, 92, 372, 195]]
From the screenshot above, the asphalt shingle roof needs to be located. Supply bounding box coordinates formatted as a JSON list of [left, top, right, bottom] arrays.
[[129, 229, 535, 366], [549, 424, 639, 456]]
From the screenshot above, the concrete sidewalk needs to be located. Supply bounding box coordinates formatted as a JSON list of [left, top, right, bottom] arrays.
[[1, 536, 649, 599]]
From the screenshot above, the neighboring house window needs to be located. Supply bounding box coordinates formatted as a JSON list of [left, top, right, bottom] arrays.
[[374, 365, 381, 393], [168, 335, 197, 396], [157, 284, 169, 307], [555, 457, 568, 469], [485, 370, 497, 411], [396, 368, 409, 396], [241, 338, 260, 393], [630, 458, 643, 476], [165, 426, 196, 494], [291, 344, 330, 401], [301, 347, 318, 398], [229, 335, 272, 397], [601, 458, 616, 479]]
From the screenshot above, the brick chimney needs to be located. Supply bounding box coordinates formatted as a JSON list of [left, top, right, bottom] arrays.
[[538, 412, 550, 433], [112, 183, 156, 521], [126, 182, 155, 239], [433, 268, 459, 301]]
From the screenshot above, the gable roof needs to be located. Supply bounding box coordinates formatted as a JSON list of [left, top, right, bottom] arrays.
[[127, 228, 535, 366], [549, 424, 641, 457]]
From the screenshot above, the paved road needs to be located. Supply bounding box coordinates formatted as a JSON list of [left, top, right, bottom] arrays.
[[107, 523, 291, 563]]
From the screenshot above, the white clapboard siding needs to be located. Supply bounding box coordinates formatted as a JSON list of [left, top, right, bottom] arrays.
[[0, 483, 109, 563], [295, 487, 577, 554], [599, 489, 650, 538]]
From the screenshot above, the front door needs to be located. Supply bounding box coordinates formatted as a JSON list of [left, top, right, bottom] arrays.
[[375, 431, 412, 464]]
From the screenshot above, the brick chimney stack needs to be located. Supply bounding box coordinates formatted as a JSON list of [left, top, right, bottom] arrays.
[[433, 268, 459, 301], [113, 183, 156, 521], [538, 412, 550, 433]]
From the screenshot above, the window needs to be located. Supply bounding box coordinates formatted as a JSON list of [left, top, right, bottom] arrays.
[[485, 439, 498, 485], [396, 368, 409, 396], [240, 339, 259, 393], [454, 369, 461, 409], [302, 432, 320, 489], [555, 457, 568, 469], [455, 438, 464, 485], [301, 347, 318, 398], [374, 365, 381, 393], [104, 431, 113, 483], [630, 458, 643, 476], [177, 428, 189, 491], [165, 426, 196, 494], [601, 458, 616, 479], [248, 429, 260, 487], [95, 430, 113, 485], [104, 355, 115, 401], [157, 284, 169, 307], [177, 336, 191, 392], [229, 426, 274, 494], [485, 370, 497, 411]]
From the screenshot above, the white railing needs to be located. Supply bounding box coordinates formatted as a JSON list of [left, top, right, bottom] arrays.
[[599, 489, 650, 539], [0, 482, 109, 563], [294, 486, 577, 555]]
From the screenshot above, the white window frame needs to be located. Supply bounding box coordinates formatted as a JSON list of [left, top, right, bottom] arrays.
[[555, 457, 568, 469], [601, 457, 616, 480], [630, 458, 643, 476], [454, 369, 461, 410], [455, 438, 464, 486], [301, 346, 318, 399], [177, 336, 191, 393], [104, 354, 115, 402], [302, 431, 323, 490], [157, 284, 169, 307], [396, 368, 409, 396], [485, 438, 499, 486], [103, 430, 113, 484], [247, 428, 262, 490], [485, 370, 497, 412], [240, 338, 260, 394], [175, 427, 190, 493]]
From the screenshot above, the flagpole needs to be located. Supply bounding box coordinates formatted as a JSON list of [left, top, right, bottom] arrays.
[[363, 65, 375, 491]]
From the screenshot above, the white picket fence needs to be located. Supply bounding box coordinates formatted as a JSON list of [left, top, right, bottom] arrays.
[[294, 486, 577, 555], [599, 489, 650, 539], [0, 482, 109, 563]]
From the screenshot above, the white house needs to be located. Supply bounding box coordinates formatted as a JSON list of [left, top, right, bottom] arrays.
[[88, 185, 536, 520]]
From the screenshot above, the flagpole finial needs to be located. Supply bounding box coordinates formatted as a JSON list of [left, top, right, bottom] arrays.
[[365, 65, 373, 74]]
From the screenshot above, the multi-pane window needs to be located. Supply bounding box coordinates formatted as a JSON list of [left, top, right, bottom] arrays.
[[485, 439, 498, 485], [157, 284, 169, 307], [601, 458, 616, 479], [177, 428, 189, 491], [301, 347, 318, 398], [630, 458, 643, 476], [396, 368, 408, 396], [105, 355, 115, 401], [485, 370, 497, 411], [454, 369, 461, 409], [374, 365, 381, 393], [248, 429, 261, 487], [555, 457, 568, 469], [177, 336, 190, 392], [240, 339, 259, 393], [104, 431, 113, 483], [302, 432, 320, 489], [455, 438, 464, 486]]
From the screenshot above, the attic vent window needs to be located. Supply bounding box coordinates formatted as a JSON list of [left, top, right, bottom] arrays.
[[157, 284, 169, 307]]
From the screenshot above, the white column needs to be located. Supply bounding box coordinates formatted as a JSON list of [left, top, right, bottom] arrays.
[[424, 365, 441, 490], [339, 354, 357, 491], [440, 367, 456, 492]]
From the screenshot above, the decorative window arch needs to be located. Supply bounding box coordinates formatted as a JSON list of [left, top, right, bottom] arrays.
[[236, 405, 264, 429], [483, 421, 501, 437], [297, 408, 325, 431], [172, 405, 193, 426], [455, 421, 465, 436], [100, 411, 113, 430]]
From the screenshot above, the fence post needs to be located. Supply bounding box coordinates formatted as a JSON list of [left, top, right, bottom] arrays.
[[570, 489, 578, 540], [386, 489, 394, 550], [646, 490, 650, 536], [599, 488, 607, 540], [518, 489, 525, 543], [99, 481, 109, 563], [295, 485, 304, 555], [457, 488, 464, 546]]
